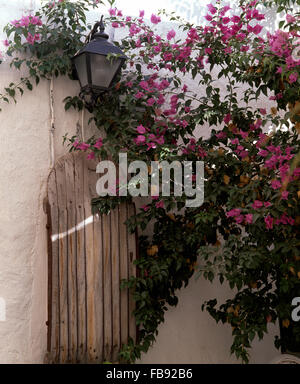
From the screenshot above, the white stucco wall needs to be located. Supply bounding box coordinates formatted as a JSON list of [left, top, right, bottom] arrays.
[[0, 0, 281, 364]]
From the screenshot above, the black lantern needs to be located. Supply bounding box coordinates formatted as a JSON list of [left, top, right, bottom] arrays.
[[72, 16, 127, 106]]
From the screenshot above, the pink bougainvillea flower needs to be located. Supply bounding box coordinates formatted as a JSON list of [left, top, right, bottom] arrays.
[[235, 215, 244, 224], [155, 200, 164, 209], [224, 46, 232, 54], [135, 91, 144, 99], [135, 135, 146, 144], [3, 39, 9, 47], [87, 152, 95, 160], [276, 67, 283, 74], [289, 72, 298, 84], [137, 125, 146, 134], [147, 98, 155, 106], [252, 200, 263, 210], [231, 16, 241, 23], [207, 4, 217, 14], [265, 215, 274, 230], [286, 14, 296, 23], [167, 29, 176, 40], [205, 47, 212, 55], [223, 113, 232, 124], [281, 191, 289, 200], [260, 108, 267, 115], [222, 17, 230, 25], [264, 202, 272, 208], [204, 14, 213, 22], [216, 131, 227, 139], [271, 180, 281, 190], [245, 214, 253, 224], [226, 209, 241, 218], [150, 14, 161, 24], [139, 10, 145, 18], [109, 8, 116, 16], [141, 204, 150, 212], [94, 138, 103, 149]]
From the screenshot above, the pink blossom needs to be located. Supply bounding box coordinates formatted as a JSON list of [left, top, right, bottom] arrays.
[[222, 17, 230, 25], [87, 152, 95, 160], [109, 8, 116, 16], [135, 92, 144, 99], [258, 149, 268, 157], [264, 202, 272, 208], [276, 67, 283, 74], [224, 46, 232, 54], [3, 39, 9, 47], [216, 131, 227, 139], [135, 135, 146, 144], [260, 108, 267, 115], [137, 125, 146, 134], [231, 16, 241, 23], [94, 138, 103, 149], [286, 14, 296, 23], [150, 14, 161, 24], [224, 113, 232, 124], [226, 209, 241, 218], [147, 98, 155, 106], [271, 180, 281, 190], [155, 200, 164, 209], [235, 215, 244, 224], [252, 200, 263, 210], [204, 14, 213, 22], [231, 138, 239, 145], [167, 29, 176, 40], [139, 10, 145, 18], [281, 191, 289, 200], [289, 72, 298, 84], [205, 47, 212, 55], [141, 204, 149, 212], [207, 4, 217, 14], [265, 215, 274, 230], [245, 214, 253, 224]]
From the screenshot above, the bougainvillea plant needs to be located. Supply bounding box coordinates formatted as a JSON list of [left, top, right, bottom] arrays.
[[0, 0, 299, 364]]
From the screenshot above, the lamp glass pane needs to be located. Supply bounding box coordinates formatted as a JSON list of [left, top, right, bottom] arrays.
[[74, 54, 88, 88], [90, 54, 121, 88]]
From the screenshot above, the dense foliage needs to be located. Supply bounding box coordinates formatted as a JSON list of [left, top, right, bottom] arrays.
[[0, 0, 299, 363]]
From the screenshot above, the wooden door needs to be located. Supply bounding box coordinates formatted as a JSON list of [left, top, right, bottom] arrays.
[[44, 152, 137, 363]]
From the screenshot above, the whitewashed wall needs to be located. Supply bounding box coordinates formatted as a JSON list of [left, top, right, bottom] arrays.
[[0, 0, 280, 364]]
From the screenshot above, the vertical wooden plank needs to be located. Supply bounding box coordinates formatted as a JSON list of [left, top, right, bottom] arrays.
[[89, 160, 104, 363], [56, 160, 69, 363], [83, 156, 100, 362], [47, 170, 60, 363], [103, 211, 112, 362], [127, 204, 137, 344], [119, 204, 129, 348], [64, 155, 78, 362], [74, 154, 87, 362], [111, 207, 120, 362]]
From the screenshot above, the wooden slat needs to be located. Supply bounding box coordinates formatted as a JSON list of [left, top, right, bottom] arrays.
[[128, 204, 137, 343], [111, 207, 120, 362], [74, 154, 87, 362], [119, 204, 129, 348], [64, 155, 78, 362], [103, 211, 112, 362], [47, 169, 60, 363], [56, 160, 69, 363]]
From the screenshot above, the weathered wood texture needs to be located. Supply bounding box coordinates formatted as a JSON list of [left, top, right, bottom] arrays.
[[45, 152, 137, 363]]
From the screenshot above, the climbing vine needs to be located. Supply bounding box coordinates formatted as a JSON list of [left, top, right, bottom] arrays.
[[0, 0, 300, 364]]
